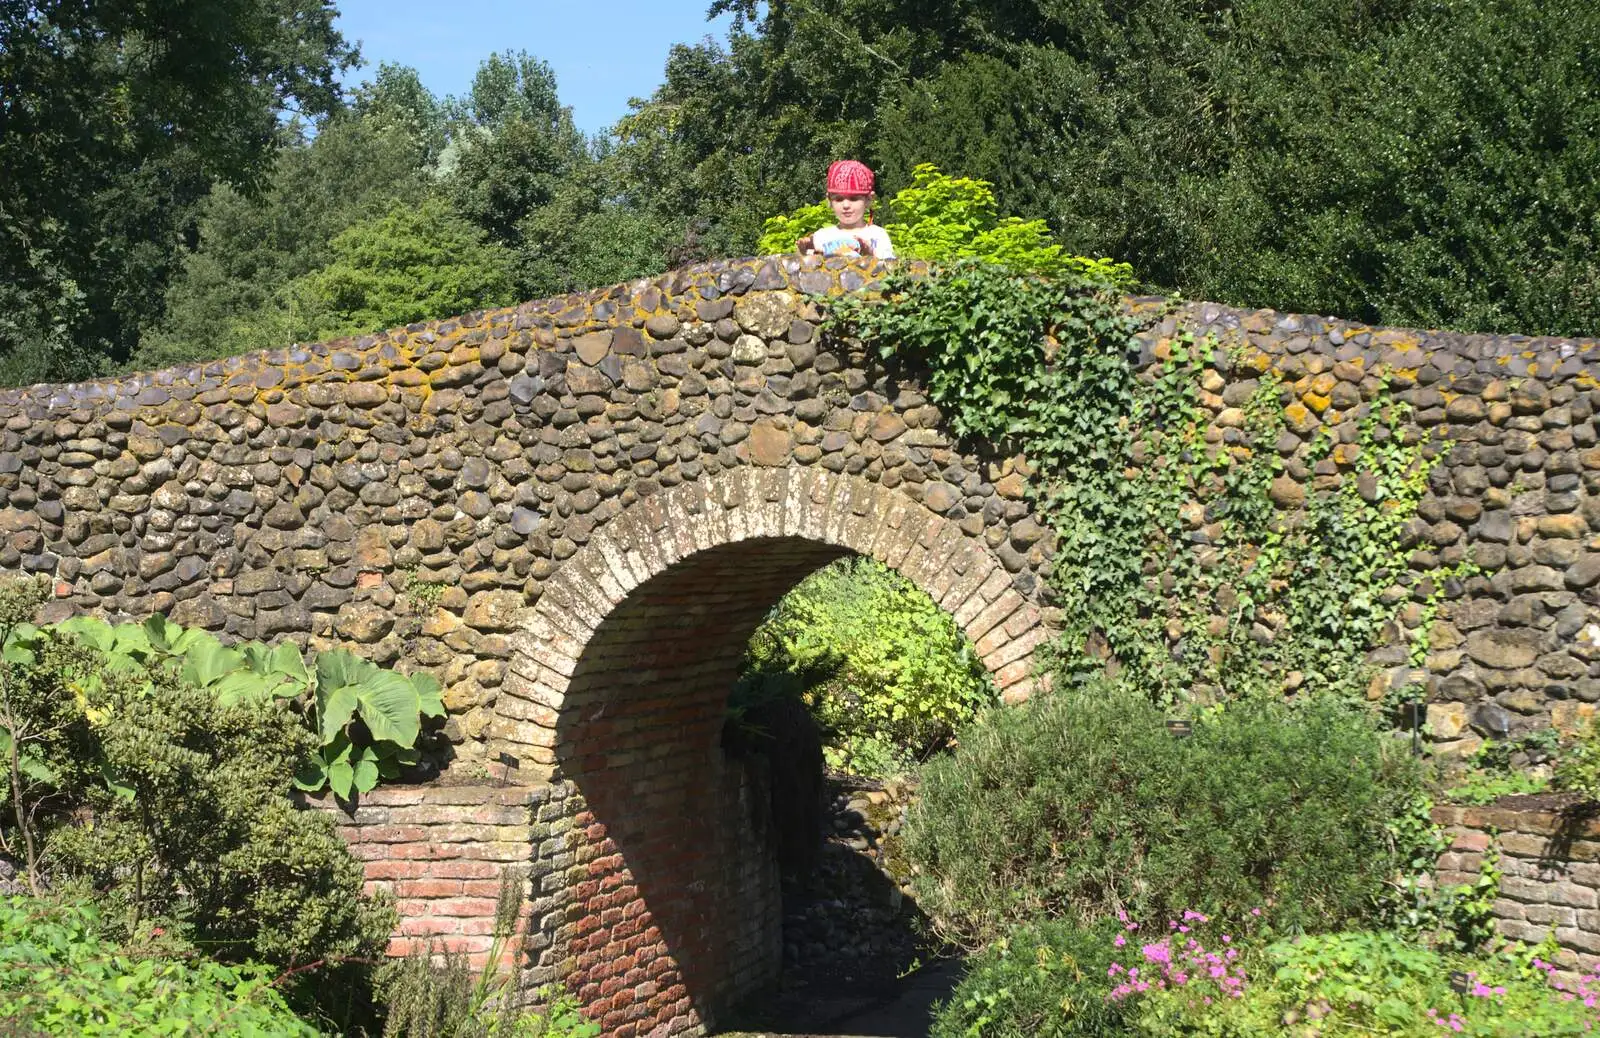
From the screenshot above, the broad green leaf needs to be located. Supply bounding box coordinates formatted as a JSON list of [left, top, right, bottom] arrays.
[[19, 751, 57, 785], [411, 672, 444, 718], [265, 642, 309, 684], [180, 636, 244, 689], [326, 759, 354, 800], [1, 623, 39, 665], [212, 671, 272, 708], [315, 648, 377, 694], [141, 614, 182, 652], [353, 671, 422, 747], [292, 756, 327, 792], [58, 616, 114, 651], [352, 757, 379, 793], [98, 762, 135, 802], [319, 685, 360, 745], [110, 623, 154, 658]]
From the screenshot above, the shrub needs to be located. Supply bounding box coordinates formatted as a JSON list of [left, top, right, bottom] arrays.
[[902, 686, 1423, 945], [1554, 714, 1600, 803], [743, 556, 994, 774], [0, 894, 317, 1036], [930, 917, 1131, 1038], [1129, 930, 1600, 1036], [0, 580, 395, 1023], [756, 164, 1135, 284]]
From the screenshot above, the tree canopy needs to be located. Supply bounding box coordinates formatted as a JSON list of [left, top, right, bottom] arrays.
[[1, 0, 1596, 383]]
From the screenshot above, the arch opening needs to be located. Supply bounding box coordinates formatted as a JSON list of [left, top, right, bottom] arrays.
[[501, 469, 1047, 1036], [553, 538, 850, 1035]]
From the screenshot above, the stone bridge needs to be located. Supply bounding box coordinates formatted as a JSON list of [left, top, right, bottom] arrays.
[[3, 255, 1600, 1036]]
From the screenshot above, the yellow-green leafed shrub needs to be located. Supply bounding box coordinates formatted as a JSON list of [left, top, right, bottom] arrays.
[[0, 895, 319, 1036], [755, 200, 835, 257], [741, 556, 994, 775], [756, 164, 1135, 285]]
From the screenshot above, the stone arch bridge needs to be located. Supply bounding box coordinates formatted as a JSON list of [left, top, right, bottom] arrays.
[[4, 256, 1600, 1036]]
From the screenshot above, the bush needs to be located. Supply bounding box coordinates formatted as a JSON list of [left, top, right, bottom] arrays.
[[902, 686, 1423, 945], [0, 894, 318, 1036], [1128, 930, 1599, 1036], [930, 917, 1131, 1038], [1554, 714, 1600, 803], [0, 580, 395, 1023], [756, 164, 1135, 284], [742, 556, 994, 775]]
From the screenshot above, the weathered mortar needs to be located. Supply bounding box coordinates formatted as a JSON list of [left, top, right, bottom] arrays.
[[4, 254, 1600, 1035]]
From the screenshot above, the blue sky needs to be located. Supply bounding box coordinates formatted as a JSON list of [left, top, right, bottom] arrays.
[[332, 0, 738, 136]]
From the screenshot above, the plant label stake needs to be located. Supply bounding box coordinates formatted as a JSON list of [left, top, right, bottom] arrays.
[[497, 751, 520, 787], [1165, 719, 1192, 739]]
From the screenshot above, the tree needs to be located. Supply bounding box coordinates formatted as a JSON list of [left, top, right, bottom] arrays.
[[289, 198, 516, 340], [0, 0, 358, 384], [136, 65, 444, 370]]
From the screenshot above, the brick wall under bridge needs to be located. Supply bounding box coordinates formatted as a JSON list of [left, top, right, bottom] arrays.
[[6, 255, 1600, 1035]]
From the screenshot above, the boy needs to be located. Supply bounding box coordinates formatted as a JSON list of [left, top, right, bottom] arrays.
[[797, 160, 896, 260]]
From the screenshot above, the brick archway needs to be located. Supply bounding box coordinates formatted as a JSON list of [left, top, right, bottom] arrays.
[[500, 466, 1047, 1035]]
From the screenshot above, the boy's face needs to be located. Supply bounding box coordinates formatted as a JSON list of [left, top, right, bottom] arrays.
[[828, 192, 869, 228]]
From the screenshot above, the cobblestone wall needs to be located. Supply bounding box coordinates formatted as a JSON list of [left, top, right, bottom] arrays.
[[1148, 301, 1600, 754], [1435, 802, 1600, 971]]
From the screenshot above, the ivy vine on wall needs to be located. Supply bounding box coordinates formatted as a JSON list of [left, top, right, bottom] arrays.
[[826, 260, 1456, 710]]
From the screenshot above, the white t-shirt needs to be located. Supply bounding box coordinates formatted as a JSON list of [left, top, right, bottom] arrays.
[[811, 224, 896, 259]]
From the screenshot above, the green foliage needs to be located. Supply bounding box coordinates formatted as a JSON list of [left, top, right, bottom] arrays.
[[295, 647, 446, 800], [287, 198, 516, 340], [377, 869, 598, 1038], [711, 0, 1600, 338], [757, 165, 1135, 284], [0, 583, 397, 992], [743, 557, 994, 773], [0, 895, 318, 1036], [929, 917, 1131, 1038], [1554, 715, 1600, 803], [932, 917, 1594, 1038], [902, 686, 1424, 947], [755, 202, 836, 258], [830, 262, 1450, 709], [1446, 771, 1550, 806], [0, 0, 358, 382], [135, 66, 444, 369], [4, 610, 443, 802], [1131, 931, 1598, 1036], [1382, 791, 1455, 938]]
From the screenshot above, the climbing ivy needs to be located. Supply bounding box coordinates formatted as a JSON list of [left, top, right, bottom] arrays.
[[826, 261, 1453, 709]]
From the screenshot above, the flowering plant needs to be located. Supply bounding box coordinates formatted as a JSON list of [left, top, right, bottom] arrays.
[[1123, 928, 1600, 1036]]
